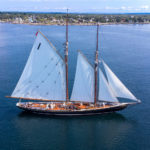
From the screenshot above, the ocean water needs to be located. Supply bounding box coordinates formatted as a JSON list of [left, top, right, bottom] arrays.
[[0, 23, 149, 150]]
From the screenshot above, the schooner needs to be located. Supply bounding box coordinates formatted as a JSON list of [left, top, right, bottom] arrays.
[[6, 13, 141, 116]]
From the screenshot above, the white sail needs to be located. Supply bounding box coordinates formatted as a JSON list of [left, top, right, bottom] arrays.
[[98, 69, 118, 102], [103, 61, 137, 101], [12, 31, 66, 101], [71, 51, 94, 102]]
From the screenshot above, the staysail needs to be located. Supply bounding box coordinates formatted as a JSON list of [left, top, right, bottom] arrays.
[[71, 51, 94, 102], [102, 61, 137, 101], [98, 69, 118, 102], [12, 31, 66, 101]]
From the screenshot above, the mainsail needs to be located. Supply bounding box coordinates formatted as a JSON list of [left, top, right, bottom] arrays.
[[98, 69, 118, 102], [71, 51, 94, 102], [12, 31, 66, 101], [102, 61, 137, 101]]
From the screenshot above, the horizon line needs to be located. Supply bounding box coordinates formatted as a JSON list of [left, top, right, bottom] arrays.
[[1, 11, 150, 15]]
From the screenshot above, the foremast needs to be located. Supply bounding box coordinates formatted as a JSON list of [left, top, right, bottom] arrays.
[[65, 9, 69, 102], [94, 24, 99, 106]]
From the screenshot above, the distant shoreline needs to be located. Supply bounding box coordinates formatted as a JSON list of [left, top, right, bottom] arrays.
[[1, 21, 150, 26], [1, 12, 150, 26]]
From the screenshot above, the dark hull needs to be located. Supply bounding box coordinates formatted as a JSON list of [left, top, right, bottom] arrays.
[[17, 103, 128, 116]]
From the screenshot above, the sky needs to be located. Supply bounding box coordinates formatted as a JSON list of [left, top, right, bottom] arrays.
[[1, 0, 150, 13]]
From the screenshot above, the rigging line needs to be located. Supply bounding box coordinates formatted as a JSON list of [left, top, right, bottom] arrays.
[[48, 38, 65, 49], [100, 26, 110, 53], [41, 33, 65, 51], [38, 31, 65, 62], [78, 51, 94, 68]]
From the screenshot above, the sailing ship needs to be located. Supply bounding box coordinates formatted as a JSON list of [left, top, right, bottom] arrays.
[[6, 13, 141, 116]]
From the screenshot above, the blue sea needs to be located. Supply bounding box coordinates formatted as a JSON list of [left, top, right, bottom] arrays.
[[0, 23, 149, 150]]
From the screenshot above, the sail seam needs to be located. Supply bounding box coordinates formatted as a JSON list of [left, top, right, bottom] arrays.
[[24, 59, 62, 98]]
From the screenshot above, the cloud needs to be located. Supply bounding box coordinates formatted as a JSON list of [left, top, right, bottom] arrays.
[[103, 5, 150, 12], [121, 6, 126, 10], [1, 0, 150, 12], [141, 5, 149, 10]]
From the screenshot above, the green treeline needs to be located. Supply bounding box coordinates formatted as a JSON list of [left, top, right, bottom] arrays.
[[0, 12, 150, 24]]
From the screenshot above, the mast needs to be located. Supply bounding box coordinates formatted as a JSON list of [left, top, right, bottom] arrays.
[[65, 9, 69, 102], [94, 24, 99, 106]]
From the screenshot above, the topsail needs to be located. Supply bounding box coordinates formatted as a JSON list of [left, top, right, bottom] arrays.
[[12, 31, 66, 101], [102, 61, 137, 101]]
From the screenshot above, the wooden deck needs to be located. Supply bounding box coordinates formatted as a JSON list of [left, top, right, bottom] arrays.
[[18, 102, 114, 111]]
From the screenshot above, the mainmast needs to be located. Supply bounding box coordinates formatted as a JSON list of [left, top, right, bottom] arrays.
[[94, 24, 99, 106], [65, 9, 69, 102]]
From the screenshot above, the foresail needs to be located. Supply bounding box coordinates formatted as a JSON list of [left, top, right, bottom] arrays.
[[98, 69, 118, 102], [71, 51, 94, 102], [12, 31, 66, 101], [103, 61, 137, 101]]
